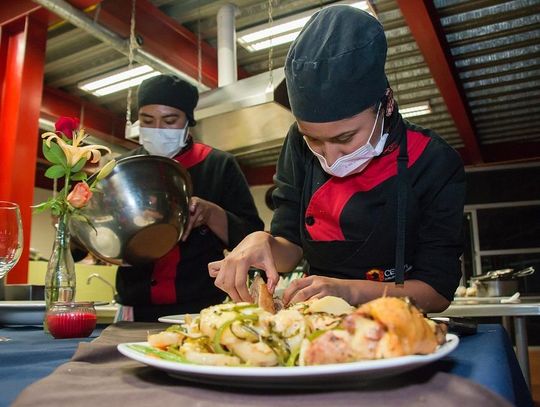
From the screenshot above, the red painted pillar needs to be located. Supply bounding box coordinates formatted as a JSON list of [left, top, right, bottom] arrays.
[[0, 14, 47, 283]]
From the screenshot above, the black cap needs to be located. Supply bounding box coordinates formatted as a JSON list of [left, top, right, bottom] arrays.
[[285, 6, 388, 122], [137, 74, 199, 126]]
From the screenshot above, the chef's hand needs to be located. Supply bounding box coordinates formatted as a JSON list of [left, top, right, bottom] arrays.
[[282, 275, 353, 306], [181, 197, 223, 241], [208, 231, 279, 303]]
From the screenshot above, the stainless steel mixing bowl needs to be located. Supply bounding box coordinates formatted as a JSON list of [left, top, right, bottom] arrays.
[[70, 155, 192, 266]]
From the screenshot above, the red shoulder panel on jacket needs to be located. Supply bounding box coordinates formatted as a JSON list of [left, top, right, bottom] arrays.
[[305, 130, 430, 241], [175, 142, 212, 169]]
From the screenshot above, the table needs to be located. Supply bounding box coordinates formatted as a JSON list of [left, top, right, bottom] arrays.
[[429, 296, 540, 388], [0, 326, 100, 406], [0, 323, 532, 407]]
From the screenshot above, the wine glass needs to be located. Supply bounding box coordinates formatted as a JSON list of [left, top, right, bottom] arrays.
[[0, 202, 23, 341], [0, 201, 23, 280]]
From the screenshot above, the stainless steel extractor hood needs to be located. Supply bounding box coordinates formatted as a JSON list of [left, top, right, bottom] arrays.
[[192, 68, 294, 167]]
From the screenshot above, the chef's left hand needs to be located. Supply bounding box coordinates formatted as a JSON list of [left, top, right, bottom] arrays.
[[181, 197, 219, 241], [282, 275, 353, 306]]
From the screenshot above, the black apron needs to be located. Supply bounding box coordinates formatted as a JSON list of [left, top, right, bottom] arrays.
[[300, 125, 415, 285]]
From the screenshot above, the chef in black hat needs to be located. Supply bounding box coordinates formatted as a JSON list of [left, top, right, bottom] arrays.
[[210, 6, 465, 313], [115, 74, 264, 321]]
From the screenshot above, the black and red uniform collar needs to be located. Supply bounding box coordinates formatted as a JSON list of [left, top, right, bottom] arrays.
[[380, 105, 406, 157], [176, 134, 194, 156], [172, 135, 212, 169]]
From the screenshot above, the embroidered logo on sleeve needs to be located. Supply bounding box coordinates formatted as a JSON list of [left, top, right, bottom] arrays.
[[365, 265, 412, 282]]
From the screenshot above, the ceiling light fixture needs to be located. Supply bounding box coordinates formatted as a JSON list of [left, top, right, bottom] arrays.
[[400, 102, 432, 118], [78, 65, 160, 97], [237, 1, 374, 52], [93, 72, 160, 97]]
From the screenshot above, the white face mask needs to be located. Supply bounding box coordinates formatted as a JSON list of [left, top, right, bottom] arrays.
[[305, 103, 388, 177], [139, 122, 189, 158]]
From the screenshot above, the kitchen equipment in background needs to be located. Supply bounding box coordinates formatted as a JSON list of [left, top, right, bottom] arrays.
[[471, 267, 535, 297], [0, 301, 46, 326], [87, 273, 117, 304], [3, 284, 44, 300], [192, 68, 294, 165], [70, 155, 192, 266]]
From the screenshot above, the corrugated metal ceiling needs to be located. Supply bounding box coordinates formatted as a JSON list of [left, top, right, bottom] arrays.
[[41, 0, 540, 167], [435, 0, 540, 146]]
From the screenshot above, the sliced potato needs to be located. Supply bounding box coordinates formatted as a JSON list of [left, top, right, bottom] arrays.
[[307, 296, 355, 316], [229, 340, 279, 366]]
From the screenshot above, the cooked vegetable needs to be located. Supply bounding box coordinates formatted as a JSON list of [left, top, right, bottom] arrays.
[[142, 296, 446, 367]]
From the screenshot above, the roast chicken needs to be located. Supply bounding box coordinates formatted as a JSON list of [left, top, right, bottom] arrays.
[[301, 297, 447, 365]]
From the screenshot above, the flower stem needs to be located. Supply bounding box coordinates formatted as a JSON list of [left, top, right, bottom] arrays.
[[63, 169, 71, 214]]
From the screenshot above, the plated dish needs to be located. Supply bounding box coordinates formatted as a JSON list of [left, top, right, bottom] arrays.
[[121, 295, 458, 388], [117, 334, 459, 388]]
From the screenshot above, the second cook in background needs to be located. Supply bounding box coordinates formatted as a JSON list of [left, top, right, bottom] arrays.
[[116, 75, 264, 321], [209, 6, 466, 313]]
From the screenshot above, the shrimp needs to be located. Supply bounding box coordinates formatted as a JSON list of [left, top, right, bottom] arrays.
[[147, 331, 185, 350]]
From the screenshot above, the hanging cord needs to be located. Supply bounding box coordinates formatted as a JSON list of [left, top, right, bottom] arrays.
[[197, 0, 202, 86], [125, 0, 138, 133], [93, 2, 101, 23], [79, 104, 85, 131], [267, 0, 274, 88]]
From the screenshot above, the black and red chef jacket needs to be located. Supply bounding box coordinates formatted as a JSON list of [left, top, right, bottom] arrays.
[[270, 113, 466, 301], [116, 140, 264, 321]]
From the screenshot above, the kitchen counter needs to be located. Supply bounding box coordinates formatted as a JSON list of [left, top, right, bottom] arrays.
[[95, 303, 118, 324], [429, 296, 540, 388]]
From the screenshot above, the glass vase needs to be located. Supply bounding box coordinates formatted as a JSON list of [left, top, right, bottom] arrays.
[[44, 213, 76, 331]]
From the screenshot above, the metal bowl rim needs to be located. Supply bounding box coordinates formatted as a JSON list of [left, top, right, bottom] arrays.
[[97, 154, 193, 195]]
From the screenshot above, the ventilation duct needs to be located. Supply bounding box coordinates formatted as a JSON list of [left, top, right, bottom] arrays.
[[193, 68, 293, 157], [192, 4, 294, 162]]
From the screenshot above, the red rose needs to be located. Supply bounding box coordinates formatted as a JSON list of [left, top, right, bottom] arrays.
[[67, 182, 92, 209], [55, 117, 80, 139]]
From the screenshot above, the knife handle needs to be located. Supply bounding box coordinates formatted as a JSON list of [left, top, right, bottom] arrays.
[[431, 317, 478, 336]]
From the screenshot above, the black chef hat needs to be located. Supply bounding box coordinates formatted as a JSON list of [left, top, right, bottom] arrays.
[[285, 6, 388, 123], [137, 74, 199, 126]]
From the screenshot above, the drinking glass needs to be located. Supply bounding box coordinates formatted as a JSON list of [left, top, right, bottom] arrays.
[[0, 201, 23, 280]]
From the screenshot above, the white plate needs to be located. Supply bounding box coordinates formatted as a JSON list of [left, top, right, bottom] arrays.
[[0, 301, 45, 326], [158, 313, 199, 324], [117, 334, 459, 389]]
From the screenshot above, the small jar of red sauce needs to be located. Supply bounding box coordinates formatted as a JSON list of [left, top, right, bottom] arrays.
[[46, 301, 97, 339]]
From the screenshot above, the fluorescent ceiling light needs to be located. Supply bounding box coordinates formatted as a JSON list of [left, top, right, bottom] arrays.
[[247, 32, 304, 52], [400, 102, 432, 118], [240, 17, 311, 45], [237, 1, 374, 52], [80, 65, 154, 92], [93, 71, 160, 96], [78, 65, 159, 97], [38, 117, 55, 132]]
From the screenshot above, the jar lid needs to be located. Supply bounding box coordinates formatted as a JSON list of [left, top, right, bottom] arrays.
[[50, 300, 95, 308]]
